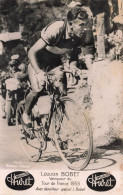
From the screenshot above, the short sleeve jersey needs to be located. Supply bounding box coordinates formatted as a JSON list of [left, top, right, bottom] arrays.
[[28, 20, 94, 66], [41, 21, 66, 46], [41, 20, 94, 55], [41, 21, 83, 62]]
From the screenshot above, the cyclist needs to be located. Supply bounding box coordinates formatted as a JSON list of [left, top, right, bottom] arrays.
[[0, 55, 28, 118], [23, 6, 94, 125], [9, 55, 28, 80], [0, 70, 6, 118]]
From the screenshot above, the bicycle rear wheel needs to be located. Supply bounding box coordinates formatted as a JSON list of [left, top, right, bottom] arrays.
[[16, 100, 44, 162], [53, 97, 92, 170]]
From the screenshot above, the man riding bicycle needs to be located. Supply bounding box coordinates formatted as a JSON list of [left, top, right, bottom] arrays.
[[23, 6, 94, 125], [9, 55, 28, 80], [1, 54, 28, 118]]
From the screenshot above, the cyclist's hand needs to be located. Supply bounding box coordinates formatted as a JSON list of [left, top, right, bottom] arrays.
[[69, 61, 82, 77]]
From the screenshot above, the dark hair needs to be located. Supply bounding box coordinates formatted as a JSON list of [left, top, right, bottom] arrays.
[[67, 6, 88, 21]]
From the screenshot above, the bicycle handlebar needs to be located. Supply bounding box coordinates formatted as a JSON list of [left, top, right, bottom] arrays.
[[45, 68, 81, 87]]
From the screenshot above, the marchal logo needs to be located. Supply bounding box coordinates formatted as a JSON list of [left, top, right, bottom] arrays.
[[5, 171, 34, 190], [87, 172, 116, 191]]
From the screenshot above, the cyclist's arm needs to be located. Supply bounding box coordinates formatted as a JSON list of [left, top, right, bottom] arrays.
[[28, 38, 47, 73], [82, 29, 94, 69], [69, 61, 81, 75], [68, 48, 81, 75]]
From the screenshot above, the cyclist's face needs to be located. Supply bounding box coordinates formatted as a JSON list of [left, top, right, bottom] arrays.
[[72, 19, 87, 38]]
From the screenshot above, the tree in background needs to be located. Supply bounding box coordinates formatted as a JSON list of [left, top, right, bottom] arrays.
[[0, 0, 69, 69]]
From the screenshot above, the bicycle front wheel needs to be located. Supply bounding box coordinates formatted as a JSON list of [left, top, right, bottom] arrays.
[[53, 97, 92, 170]]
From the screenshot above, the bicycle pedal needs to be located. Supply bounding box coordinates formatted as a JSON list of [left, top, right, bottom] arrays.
[[59, 140, 68, 150], [20, 136, 26, 140], [30, 134, 35, 140], [46, 137, 51, 141]]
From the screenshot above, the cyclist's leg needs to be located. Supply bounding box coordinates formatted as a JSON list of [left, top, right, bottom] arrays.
[[24, 91, 39, 115], [1, 83, 6, 118], [23, 49, 62, 124], [1, 97, 6, 118], [23, 64, 44, 124]]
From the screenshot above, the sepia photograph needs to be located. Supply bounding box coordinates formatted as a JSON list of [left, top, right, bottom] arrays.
[[0, 0, 123, 194]]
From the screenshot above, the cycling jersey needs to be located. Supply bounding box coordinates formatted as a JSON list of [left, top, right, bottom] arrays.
[[41, 20, 94, 48], [41, 21, 67, 47], [28, 20, 94, 65], [41, 20, 94, 60]]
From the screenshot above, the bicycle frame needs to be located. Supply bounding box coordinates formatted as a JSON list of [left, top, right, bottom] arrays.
[[39, 77, 63, 135]]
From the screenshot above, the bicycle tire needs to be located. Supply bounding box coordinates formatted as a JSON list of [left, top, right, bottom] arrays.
[[16, 100, 43, 162], [52, 96, 93, 170]]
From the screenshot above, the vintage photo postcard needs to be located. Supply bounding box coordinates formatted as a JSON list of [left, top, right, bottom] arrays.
[[0, 0, 123, 194]]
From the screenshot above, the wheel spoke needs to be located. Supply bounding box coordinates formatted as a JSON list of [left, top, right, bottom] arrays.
[[16, 101, 44, 162], [53, 97, 92, 170]]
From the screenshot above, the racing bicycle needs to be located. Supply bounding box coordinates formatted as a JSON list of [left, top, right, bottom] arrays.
[[16, 69, 93, 170]]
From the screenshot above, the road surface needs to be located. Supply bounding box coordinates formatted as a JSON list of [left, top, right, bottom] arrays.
[[0, 59, 123, 172], [0, 96, 122, 172]]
